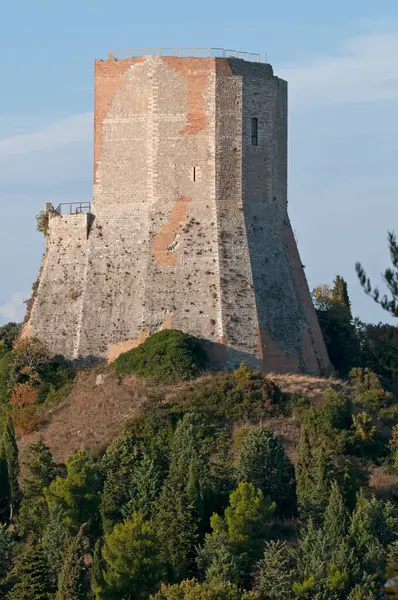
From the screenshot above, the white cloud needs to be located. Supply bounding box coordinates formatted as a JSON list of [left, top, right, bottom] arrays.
[[279, 31, 398, 105], [0, 112, 92, 157], [0, 293, 28, 324]]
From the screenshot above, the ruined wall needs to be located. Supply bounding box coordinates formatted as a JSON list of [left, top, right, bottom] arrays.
[[26, 54, 329, 374], [27, 213, 91, 358]]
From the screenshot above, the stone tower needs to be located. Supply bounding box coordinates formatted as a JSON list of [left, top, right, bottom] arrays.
[[25, 51, 330, 374]]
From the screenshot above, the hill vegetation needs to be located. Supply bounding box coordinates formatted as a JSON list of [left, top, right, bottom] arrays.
[[0, 272, 397, 598]]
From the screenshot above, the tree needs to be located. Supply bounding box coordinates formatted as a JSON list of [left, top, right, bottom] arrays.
[[313, 276, 360, 375], [0, 523, 13, 581], [355, 321, 398, 392], [56, 526, 87, 600], [0, 323, 20, 352], [41, 506, 70, 587], [122, 453, 161, 520], [256, 540, 296, 599], [199, 483, 275, 586], [151, 579, 256, 599], [100, 512, 163, 600], [0, 443, 10, 525], [8, 539, 54, 600], [356, 230, 398, 317], [2, 416, 19, 519], [237, 427, 296, 516], [45, 449, 101, 532], [18, 440, 57, 536], [156, 414, 211, 581]]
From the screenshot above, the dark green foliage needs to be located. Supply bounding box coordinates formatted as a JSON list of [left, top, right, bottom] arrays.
[[296, 390, 352, 455], [100, 407, 173, 532], [100, 512, 163, 600], [171, 365, 286, 426], [18, 441, 57, 536], [112, 329, 208, 384], [8, 539, 54, 600], [349, 367, 390, 413], [56, 527, 87, 600], [122, 453, 161, 520], [0, 353, 12, 404], [314, 277, 360, 375], [0, 444, 10, 525], [0, 323, 20, 352], [356, 321, 398, 393], [42, 506, 70, 586], [151, 579, 256, 599], [0, 523, 13, 581], [256, 540, 296, 599], [356, 230, 398, 318], [2, 416, 19, 518], [237, 427, 296, 516], [156, 414, 211, 581]]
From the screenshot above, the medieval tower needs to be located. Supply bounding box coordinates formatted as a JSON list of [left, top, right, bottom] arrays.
[[25, 50, 330, 374]]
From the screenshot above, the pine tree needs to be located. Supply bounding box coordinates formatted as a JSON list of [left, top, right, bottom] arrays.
[[323, 481, 348, 544], [18, 440, 57, 536], [0, 522, 13, 580], [156, 414, 211, 581], [237, 427, 296, 517], [90, 539, 105, 600], [356, 231, 398, 318], [45, 449, 101, 532], [56, 527, 87, 600], [332, 275, 352, 317], [8, 539, 54, 600], [122, 453, 161, 521], [2, 416, 19, 520], [295, 427, 315, 517], [256, 540, 296, 600], [101, 512, 163, 600], [0, 443, 10, 525], [42, 506, 70, 586]]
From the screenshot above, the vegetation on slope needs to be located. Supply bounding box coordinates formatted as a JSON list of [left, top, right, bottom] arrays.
[[0, 263, 397, 598], [112, 329, 208, 384]]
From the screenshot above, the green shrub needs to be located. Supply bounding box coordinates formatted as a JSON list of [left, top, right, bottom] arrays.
[[112, 329, 208, 384], [170, 366, 287, 426], [349, 368, 391, 412], [0, 322, 21, 351], [0, 353, 12, 404]]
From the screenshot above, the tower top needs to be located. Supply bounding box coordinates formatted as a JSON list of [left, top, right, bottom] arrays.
[[106, 47, 265, 63]]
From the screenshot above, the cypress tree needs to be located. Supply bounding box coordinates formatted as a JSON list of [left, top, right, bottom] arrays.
[[8, 539, 54, 600], [2, 416, 19, 520], [18, 440, 57, 536], [56, 527, 87, 600], [0, 443, 10, 525], [237, 427, 296, 516], [295, 427, 315, 517]]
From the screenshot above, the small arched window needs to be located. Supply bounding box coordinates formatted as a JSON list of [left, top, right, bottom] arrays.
[[251, 117, 258, 146]]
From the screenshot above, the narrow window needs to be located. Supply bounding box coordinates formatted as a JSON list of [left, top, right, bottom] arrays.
[[251, 117, 258, 146], [193, 166, 196, 182]]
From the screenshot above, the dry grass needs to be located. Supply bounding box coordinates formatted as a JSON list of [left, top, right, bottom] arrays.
[[268, 373, 346, 404], [17, 367, 343, 469], [369, 465, 398, 500], [17, 367, 154, 466]]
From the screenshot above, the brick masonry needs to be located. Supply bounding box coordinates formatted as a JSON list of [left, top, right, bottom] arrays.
[[26, 54, 330, 374]]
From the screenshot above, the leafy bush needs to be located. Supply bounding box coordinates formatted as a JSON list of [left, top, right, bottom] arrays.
[[112, 329, 208, 384], [171, 366, 287, 426], [349, 368, 391, 413], [0, 322, 21, 351]]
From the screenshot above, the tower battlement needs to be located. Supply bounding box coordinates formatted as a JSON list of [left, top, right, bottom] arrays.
[[25, 53, 329, 374]]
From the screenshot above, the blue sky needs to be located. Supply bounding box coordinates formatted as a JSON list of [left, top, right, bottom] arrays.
[[0, 0, 397, 324]]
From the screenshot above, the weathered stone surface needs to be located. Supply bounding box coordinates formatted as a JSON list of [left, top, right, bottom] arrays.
[[26, 54, 330, 374]]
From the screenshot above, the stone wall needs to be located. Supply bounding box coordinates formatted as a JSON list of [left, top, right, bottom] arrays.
[[26, 54, 330, 374]]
